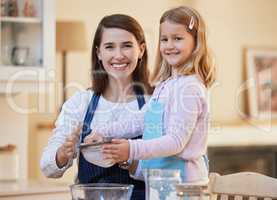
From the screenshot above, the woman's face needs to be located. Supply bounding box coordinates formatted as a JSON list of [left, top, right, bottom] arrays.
[[97, 28, 145, 82]]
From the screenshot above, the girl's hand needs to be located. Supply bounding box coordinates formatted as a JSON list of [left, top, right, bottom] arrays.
[[102, 139, 130, 163], [56, 124, 82, 168], [84, 132, 104, 144]]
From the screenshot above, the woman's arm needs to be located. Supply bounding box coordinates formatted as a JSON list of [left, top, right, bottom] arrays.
[[40, 92, 85, 178]]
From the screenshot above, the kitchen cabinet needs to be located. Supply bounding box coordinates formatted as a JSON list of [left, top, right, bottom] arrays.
[[33, 124, 77, 182], [208, 124, 277, 178], [208, 146, 277, 178], [0, 0, 55, 93]]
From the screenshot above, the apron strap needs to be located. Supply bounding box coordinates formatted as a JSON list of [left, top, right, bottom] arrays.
[[77, 90, 146, 198], [81, 91, 145, 142], [80, 92, 100, 143], [137, 95, 145, 110]]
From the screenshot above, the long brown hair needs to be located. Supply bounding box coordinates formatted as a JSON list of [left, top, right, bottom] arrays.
[[151, 6, 216, 88], [91, 14, 152, 95]]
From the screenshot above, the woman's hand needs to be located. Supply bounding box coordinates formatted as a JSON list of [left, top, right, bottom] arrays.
[[102, 139, 130, 163], [84, 132, 104, 144], [56, 124, 82, 168]]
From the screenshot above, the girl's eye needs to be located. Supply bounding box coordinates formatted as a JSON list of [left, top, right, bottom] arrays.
[[161, 38, 167, 42], [123, 44, 133, 48], [175, 37, 183, 41]]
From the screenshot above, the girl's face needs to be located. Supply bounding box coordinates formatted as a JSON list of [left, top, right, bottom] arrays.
[[97, 28, 145, 81], [160, 20, 195, 68]]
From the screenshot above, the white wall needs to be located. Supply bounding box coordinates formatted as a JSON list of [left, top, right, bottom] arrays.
[[187, 0, 277, 121]]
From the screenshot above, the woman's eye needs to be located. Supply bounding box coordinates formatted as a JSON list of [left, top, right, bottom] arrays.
[[161, 38, 167, 42], [105, 45, 113, 49]]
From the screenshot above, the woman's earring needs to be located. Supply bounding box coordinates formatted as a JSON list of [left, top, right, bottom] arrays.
[[161, 59, 167, 69], [98, 59, 102, 66], [137, 58, 142, 67]]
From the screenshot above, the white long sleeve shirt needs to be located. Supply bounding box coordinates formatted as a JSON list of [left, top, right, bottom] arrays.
[[40, 90, 148, 179]]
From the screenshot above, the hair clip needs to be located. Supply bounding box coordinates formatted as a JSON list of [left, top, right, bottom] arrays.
[[189, 16, 195, 30]]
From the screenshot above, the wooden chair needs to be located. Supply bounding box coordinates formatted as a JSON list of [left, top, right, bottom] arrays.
[[208, 172, 277, 200]]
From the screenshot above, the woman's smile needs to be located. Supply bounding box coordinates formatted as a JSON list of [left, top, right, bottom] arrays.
[[110, 62, 130, 70]]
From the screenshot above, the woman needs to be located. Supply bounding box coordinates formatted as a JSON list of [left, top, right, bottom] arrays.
[[40, 14, 152, 200]]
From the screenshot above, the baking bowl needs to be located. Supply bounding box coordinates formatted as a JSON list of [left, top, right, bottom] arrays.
[[79, 137, 115, 168], [70, 183, 134, 200]]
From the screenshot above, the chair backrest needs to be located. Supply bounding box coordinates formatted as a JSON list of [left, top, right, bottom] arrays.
[[208, 172, 277, 200]]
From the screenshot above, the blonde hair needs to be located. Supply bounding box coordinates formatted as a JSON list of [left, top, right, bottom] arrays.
[[151, 6, 216, 88]]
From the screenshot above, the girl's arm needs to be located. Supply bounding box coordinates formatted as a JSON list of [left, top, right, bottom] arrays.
[[129, 84, 205, 160]]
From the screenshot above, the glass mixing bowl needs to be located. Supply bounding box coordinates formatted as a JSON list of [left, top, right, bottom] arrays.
[[70, 183, 134, 200]]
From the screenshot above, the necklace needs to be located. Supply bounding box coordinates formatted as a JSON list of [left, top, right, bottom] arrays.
[[109, 105, 122, 122]]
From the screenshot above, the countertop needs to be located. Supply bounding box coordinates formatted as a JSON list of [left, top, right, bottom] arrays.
[[208, 122, 277, 147], [0, 180, 70, 197]]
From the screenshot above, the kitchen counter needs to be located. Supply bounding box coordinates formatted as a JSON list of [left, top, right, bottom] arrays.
[[208, 123, 277, 147], [0, 180, 71, 200]]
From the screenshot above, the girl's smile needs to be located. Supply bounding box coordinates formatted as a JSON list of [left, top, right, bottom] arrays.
[[160, 20, 195, 68]]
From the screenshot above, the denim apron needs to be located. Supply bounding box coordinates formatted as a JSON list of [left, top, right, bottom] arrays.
[[141, 98, 186, 176], [141, 80, 209, 199], [78, 92, 146, 200]]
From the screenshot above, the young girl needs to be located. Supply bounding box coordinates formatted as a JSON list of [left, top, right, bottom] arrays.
[[86, 6, 215, 183], [40, 14, 153, 200]]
